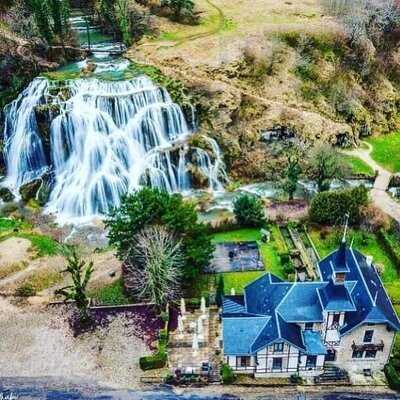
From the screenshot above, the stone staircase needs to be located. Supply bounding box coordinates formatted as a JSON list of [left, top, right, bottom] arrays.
[[314, 364, 350, 384]]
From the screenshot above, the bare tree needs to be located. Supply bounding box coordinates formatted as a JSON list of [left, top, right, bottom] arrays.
[[123, 226, 183, 309], [306, 143, 348, 192], [322, 0, 400, 46]]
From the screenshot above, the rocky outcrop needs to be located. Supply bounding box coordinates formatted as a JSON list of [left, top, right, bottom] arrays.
[[129, 58, 357, 181], [19, 173, 53, 205], [0, 187, 14, 203], [19, 180, 42, 203]]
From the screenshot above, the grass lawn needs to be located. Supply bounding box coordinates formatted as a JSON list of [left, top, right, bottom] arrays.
[[366, 131, 400, 173], [342, 154, 375, 177], [0, 217, 60, 257], [209, 226, 288, 294], [89, 278, 131, 305]]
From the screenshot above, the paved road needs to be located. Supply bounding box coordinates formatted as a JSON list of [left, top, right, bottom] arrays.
[[344, 142, 400, 224]]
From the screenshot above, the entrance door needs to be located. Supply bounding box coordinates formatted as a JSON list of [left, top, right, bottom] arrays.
[[326, 349, 336, 362]]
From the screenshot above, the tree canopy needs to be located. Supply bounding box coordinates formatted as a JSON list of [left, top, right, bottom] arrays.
[[106, 187, 214, 281], [233, 193, 266, 228]]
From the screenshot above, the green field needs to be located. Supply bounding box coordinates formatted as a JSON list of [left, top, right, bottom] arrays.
[[367, 131, 400, 172], [342, 154, 375, 177], [210, 227, 288, 294]]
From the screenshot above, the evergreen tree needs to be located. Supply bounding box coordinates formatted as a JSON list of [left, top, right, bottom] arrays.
[[281, 152, 301, 201], [216, 275, 225, 308], [25, 0, 53, 42], [49, 0, 70, 39], [233, 194, 266, 228]]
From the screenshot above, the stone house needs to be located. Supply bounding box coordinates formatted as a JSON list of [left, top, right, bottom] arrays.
[[221, 240, 400, 378]]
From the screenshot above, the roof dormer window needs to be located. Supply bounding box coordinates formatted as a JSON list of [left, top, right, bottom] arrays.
[[335, 272, 346, 284]]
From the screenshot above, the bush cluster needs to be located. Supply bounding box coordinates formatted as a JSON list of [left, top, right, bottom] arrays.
[[233, 194, 266, 228], [221, 363, 235, 384], [309, 186, 369, 225], [106, 187, 214, 281], [385, 363, 400, 390], [376, 229, 400, 273], [139, 328, 168, 370]]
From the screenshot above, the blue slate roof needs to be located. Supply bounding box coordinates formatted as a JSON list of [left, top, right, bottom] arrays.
[[303, 330, 327, 355], [318, 246, 400, 335], [318, 279, 356, 312], [222, 241, 400, 356], [245, 274, 291, 315], [332, 241, 350, 273], [223, 317, 270, 355], [278, 282, 325, 322]]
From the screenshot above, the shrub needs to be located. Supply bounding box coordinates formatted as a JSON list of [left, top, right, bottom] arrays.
[[216, 274, 225, 307], [233, 194, 266, 228], [139, 352, 167, 370], [15, 283, 36, 297], [376, 229, 400, 273], [309, 186, 369, 225], [290, 373, 303, 384], [385, 363, 400, 391], [139, 328, 168, 370], [221, 363, 235, 384], [360, 204, 390, 233]]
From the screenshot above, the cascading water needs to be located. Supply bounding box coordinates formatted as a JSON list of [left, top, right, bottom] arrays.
[[2, 76, 226, 223]]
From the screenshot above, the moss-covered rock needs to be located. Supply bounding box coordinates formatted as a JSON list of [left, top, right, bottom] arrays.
[[0, 187, 14, 202], [19, 179, 42, 203]]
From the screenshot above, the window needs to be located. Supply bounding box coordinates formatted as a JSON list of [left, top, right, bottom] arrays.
[[272, 357, 282, 370], [239, 356, 251, 368], [363, 330, 374, 343], [335, 272, 346, 283], [326, 349, 336, 362], [305, 322, 314, 330], [273, 342, 284, 352], [306, 355, 317, 368], [352, 350, 363, 359], [365, 350, 377, 359], [332, 313, 340, 324]]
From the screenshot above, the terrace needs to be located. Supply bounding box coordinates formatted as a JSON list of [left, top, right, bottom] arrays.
[[205, 241, 263, 273]]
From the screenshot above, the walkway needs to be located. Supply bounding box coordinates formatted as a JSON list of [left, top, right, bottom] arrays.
[[343, 142, 400, 223]]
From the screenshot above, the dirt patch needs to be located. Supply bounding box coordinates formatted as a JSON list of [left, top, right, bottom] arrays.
[[0, 237, 31, 268], [0, 298, 148, 388]]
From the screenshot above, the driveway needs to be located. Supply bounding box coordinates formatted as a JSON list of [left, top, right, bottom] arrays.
[[344, 142, 400, 223]]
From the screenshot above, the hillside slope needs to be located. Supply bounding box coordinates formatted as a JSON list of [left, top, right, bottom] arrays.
[[128, 0, 400, 181]]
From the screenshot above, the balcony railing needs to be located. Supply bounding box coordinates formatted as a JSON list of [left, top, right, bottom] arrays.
[[351, 340, 384, 352]]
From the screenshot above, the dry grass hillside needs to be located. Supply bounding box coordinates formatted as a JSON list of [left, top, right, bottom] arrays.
[[128, 0, 400, 181]]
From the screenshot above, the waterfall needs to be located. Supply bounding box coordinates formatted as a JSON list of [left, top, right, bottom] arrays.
[[3, 79, 50, 190], [2, 76, 225, 223]]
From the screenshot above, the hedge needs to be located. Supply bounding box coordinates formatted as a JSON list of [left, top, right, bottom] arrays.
[[309, 186, 369, 225], [385, 363, 400, 390], [376, 229, 400, 273], [139, 329, 168, 370]]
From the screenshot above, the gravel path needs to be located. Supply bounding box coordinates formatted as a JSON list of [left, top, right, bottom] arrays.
[[344, 142, 400, 223]]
